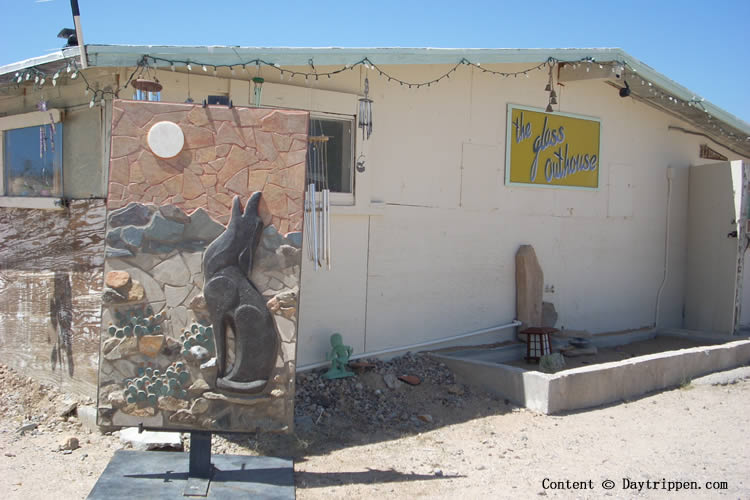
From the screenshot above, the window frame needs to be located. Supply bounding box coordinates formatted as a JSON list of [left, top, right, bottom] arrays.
[[309, 111, 356, 206], [255, 82, 362, 208], [0, 109, 65, 210]]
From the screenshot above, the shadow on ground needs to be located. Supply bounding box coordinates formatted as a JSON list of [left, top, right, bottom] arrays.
[[296, 468, 465, 488], [214, 352, 516, 460]]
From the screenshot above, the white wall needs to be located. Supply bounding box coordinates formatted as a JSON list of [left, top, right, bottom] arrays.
[[287, 63, 746, 366]]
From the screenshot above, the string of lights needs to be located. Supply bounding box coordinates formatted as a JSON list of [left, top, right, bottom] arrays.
[[4, 55, 140, 108], [1, 53, 746, 142]]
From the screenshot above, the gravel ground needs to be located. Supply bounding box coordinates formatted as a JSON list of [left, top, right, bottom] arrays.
[[1, 357, 749, 499]]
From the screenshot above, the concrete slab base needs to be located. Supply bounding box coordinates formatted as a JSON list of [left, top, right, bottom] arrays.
[[87, 450, 294, 499], [434, 332, 750, 414]]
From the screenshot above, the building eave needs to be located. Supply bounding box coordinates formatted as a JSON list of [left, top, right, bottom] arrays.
[[1, 45, 748, 155]]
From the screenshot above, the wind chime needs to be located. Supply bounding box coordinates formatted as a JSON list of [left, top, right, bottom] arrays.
[[545, 62, 557, 113], [252, 62, 264, 107], [36, 100, 57, 193], [131, 59, 163, 101], [358, 76, 373, 140], [305, 123, 332, 270], [252, 77, 264, 107]]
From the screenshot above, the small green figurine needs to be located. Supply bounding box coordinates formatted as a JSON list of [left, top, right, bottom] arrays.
[[323, 333, 355, 379]]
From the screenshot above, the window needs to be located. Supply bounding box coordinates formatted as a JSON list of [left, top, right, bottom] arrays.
[[133, 89, 161, 101], [257, 81, 360, 205], [309, 116, 354, 196], [207, 95, 229, 106], [0, 109, 64, 209], [4, 124, 63, 197]]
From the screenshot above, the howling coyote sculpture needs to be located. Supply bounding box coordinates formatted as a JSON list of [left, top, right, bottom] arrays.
[[203, 192, 279, 393]]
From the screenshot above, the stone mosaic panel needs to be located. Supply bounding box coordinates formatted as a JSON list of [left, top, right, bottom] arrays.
[[97, 100, 307, 433]]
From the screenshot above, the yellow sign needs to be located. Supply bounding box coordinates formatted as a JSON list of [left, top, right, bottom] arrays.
[[506, 105, 601, 189]]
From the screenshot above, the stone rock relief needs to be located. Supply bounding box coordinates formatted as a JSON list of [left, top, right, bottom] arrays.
[[98, 201, 301, 432], [203, 193, 278, 394], [107, 101, 308, 234]]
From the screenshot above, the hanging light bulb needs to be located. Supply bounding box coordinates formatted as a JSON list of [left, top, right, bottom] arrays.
[[171, 62, 175, 72], [89, 97, 96, 108], [71, 70, 78, 79], [230, 66, 235, 76], [213, 67, 217, 76], [358, 76, 373, 140], [66, 64, 71, 73], [186, 63, 192, 71], [17, 74, 23, 84], [202, 65, 208, 72]]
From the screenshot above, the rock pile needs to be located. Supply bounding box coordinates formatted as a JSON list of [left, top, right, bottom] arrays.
[[294, 352, 469, 434]]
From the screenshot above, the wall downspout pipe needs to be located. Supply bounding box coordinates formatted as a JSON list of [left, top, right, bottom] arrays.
[[654, 167, 673, 328], [70, 0, 88, 69], [297, 319, 522, 372]]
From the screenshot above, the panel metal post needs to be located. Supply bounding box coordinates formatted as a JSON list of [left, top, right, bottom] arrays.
[[184, 431, 212, 496]]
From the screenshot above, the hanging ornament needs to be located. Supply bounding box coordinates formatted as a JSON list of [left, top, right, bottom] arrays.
[[252, 77, 264, 107], [358, 76, 373, 140], [545, 62, 556, 112], [131, 58, 163, 96]]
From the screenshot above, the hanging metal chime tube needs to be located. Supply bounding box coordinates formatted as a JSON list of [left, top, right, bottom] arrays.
[[358, 77, 373, 140], [252, 77, 264, 107]]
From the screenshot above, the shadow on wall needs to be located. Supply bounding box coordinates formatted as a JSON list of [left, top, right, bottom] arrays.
[[50, 271, 74, 376]]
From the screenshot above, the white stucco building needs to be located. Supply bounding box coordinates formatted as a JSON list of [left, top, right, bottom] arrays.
[[0, 45, 748, 393]]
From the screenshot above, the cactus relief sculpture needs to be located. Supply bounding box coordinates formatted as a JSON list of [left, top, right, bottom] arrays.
[[203, 192, 279, 393]]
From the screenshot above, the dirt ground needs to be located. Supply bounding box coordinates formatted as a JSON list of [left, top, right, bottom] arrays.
[[1, 361, 749, 499]]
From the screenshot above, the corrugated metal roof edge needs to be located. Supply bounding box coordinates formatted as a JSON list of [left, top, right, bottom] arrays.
[[2, 45, 749, 137]]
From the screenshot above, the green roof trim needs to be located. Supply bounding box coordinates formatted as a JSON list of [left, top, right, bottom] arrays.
[[2, 45, 748, 142]]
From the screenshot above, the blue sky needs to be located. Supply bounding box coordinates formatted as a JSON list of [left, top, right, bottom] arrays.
[[2, 1, 749, 124]]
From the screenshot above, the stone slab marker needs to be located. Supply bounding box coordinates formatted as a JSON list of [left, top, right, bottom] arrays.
[[516, 245, 543, 331]]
